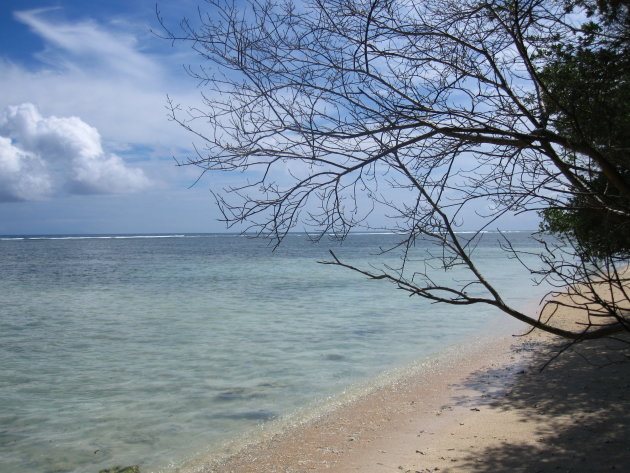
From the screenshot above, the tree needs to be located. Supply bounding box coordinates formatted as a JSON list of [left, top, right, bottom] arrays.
[[159, 0, 630, 340], [538, 0, 630, 259]]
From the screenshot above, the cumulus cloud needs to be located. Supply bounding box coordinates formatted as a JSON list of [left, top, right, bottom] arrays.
[[0, 8, 198, 147], [0, 103, 150, 202]]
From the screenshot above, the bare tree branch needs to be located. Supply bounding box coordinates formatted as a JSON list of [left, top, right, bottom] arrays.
[[159, 0, 630, 340]]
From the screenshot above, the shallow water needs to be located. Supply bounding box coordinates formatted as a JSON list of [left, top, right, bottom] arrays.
[[0, 232, 548, 473]]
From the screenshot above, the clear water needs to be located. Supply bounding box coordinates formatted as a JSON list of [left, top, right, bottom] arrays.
[[0, 232, 547, 473]]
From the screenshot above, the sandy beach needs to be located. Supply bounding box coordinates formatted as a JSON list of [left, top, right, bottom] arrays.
[[178, 299, 630, 473]]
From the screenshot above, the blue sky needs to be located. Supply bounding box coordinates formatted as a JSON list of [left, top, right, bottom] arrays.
[[0, 1, 539, 235], [0, 0, 228, 235]]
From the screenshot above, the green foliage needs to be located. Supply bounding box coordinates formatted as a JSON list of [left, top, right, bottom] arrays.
[[540, 192, 630, 260], [541, 48, 630, 162], [539, 0, 630, 259]]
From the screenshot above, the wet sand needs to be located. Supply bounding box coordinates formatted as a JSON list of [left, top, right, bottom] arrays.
[[178, 301, 630, 473]]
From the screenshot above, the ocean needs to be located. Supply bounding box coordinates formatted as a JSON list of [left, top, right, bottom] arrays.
[[0, 232, 548, 473]]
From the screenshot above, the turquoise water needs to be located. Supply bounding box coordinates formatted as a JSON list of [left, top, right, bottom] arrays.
[[0, 233, 547, 473]]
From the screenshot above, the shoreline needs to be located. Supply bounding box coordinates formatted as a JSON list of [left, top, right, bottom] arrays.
[[173, 319, 535, 473], [174, 310, 630, 473]]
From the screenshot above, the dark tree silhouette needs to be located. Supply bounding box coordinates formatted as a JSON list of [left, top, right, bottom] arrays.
[[159, 0, 630, 340]]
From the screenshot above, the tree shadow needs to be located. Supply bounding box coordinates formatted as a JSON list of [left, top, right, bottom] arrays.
[[449, 336, 630, 472]]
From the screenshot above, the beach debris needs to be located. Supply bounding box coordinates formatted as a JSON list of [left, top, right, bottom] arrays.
[[98, 466, 140, 473]]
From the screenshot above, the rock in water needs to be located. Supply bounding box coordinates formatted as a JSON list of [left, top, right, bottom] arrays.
[[99, 466, 140, 473]]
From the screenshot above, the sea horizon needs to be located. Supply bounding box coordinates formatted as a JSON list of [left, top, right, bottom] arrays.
[[0, 229, 539, 239]]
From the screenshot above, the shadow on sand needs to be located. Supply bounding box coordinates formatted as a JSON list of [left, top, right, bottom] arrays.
[[450, 336, 630, 473]]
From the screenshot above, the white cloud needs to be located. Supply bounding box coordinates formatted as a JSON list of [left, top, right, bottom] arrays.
[[14, 8, 162, 81], [0, 8, 199, 148], [0, 136, 52, 201], [0, 103, 150, 202]]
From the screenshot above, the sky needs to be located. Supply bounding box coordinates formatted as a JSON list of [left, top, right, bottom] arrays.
[[0, 0, 539, 235], [0, 0, 229, 235]]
